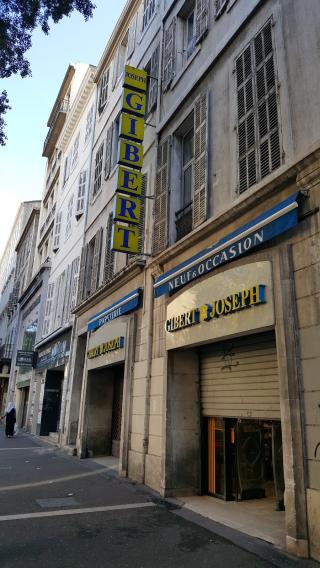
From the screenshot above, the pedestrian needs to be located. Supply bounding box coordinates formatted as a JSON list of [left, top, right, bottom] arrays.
[[2, 401, 16, 438]]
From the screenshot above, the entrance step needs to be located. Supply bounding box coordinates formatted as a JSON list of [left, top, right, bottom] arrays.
[[48, 432, 59, 444], [62, 445, 77, 456]]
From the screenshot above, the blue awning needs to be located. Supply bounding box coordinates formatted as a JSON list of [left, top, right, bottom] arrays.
[[87, 288, 143, 332], [154, 193, 299, 298]]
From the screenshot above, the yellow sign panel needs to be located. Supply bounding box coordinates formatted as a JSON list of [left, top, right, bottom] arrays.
[[123, 65, 148, 92], [114, 193, 141, 225], [87, 336, 125, 359], [118, 139, 143, 169], [112, 222, 140, 253], [122, 88, 146, 117], [120, 113, 145, 142], [116, 166, 142, 197]]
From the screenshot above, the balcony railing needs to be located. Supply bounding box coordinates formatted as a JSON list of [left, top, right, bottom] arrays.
[[0, 343, 13, 360], [175, 202, 193, 242], [42, 99, 69, 158], [39, 203, 56, 239]]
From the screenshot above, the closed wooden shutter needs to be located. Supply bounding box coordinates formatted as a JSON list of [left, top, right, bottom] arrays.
[[193, 91, 208, 228], [153, 138, 171, 255], [236, 20, 280, 194], [104, 125, 113, 179], [162, 18, 176, 92], [148, 45, 160, 113], [196, 0, 209, 43], [90, 227, 103, 294], [103, 213, 114, 283], [200, 332, 280, 420], [128, 173, 147, 260], [76, 244, 88, 305], [214, 0, 228, 20], [127, 14, 137, 59]]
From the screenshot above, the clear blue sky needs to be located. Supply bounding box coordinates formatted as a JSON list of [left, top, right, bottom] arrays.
[[0, 0, 127, 259]]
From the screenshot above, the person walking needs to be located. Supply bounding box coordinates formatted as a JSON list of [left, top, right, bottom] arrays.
[[2, 402, 16, 437]]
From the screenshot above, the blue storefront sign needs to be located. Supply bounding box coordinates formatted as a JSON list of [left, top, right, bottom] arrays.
[[87, 288, 143, 332], [154, 193, 299, 298]]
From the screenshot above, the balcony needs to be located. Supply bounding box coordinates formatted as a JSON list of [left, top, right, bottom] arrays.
[[0, 343, 13, 361], [39, 203, 56, 242], [42, 99, 69, 158], [175, 202, 193, 242]]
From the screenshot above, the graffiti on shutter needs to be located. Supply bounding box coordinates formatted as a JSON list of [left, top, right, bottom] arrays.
[[104, 213, 115, 283], [162, 18, 176, 92], [153, 139, 170, 255], [90, 228, 103, 294], [196, 0, 209, 43], [104, 125, 113, 179], [193, 92, 208, 228]]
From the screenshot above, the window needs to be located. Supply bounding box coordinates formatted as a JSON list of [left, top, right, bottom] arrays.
[[142, 0, 156, 30], [145, 44, 160, 114], [93, 141, 104, 197], [85, 105, 94, 144], [184, 5, 196, 58], [127, 14, 137, 59], [63, 154, 71, 185], [42, 282, 54, 337], [112, 33, 128, 90], [53, 211, 62, 252], [236, 20, 281, 194], [104, 125, 113, 179], [162, 18, 176, 92], [65, 195, 74, 239], [70, 256, 80, 312], [175, 120, 194, 241], [215, 0, 229, 19], [111, 115, 120, 170], [71, 132, 80, 170], [98, 69, 110, 114], [76, 171, 87, 219]]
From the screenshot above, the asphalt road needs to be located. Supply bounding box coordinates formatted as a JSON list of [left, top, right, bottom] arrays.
[[0, 426, 317, 568]]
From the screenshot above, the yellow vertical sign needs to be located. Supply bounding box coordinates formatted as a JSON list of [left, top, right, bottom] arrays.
[[112, 65, 148, 254]]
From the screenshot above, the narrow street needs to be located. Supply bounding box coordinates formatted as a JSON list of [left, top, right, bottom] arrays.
[[0, 427, 316, 568]]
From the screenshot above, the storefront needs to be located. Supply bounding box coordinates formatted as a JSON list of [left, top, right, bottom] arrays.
[[36, 330, 71, 437], [75, 288, 143, 473], [150, 191, 309, 556]]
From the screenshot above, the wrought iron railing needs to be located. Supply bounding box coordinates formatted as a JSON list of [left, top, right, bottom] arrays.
[[175, 202, 193, 241]]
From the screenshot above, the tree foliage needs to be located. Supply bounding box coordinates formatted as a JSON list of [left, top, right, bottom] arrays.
[[0, 0, 95, 145]]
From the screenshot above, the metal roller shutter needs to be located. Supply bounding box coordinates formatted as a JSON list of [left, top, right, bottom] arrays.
[[200, 331, 280, 420]]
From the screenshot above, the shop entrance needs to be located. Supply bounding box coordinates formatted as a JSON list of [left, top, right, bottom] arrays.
[[85, 363, 124, 458], [40, 370, 64, 436], [205, 417, 285, 509]]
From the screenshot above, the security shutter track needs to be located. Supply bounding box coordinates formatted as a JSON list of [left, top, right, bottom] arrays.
[[200, 331, 280, 420]]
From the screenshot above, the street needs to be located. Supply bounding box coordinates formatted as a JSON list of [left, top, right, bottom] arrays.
[[0, 427, 317, 568]]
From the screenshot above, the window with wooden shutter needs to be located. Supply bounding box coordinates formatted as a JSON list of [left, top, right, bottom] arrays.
[[90, 227, 103, 294], [62, 264, 72, 325], [42, 282, 54, 337], [193, 91, 208, 228], [236, 20, 281, 194], [93, 141, 104, 197], [76, 244, 88, 305], [65, 194, 74, 239], [103, 213, 114, 284], [195, 0, 209, 44], [70, 256, 80, 312], [147, 45, 159, 114], [53, 211, 62, 252], [162, 18, 176, 92], [214, 0, 228, 20], [142, 0, 156, 30], [127, 15, 137, 59], [104, 125, 113, 179], [85, 105, 94, 144], [71, 132, 80, 170], [76, 171, 87, 219], [153, 138, 170, 255], [98, 69, 109, 113]]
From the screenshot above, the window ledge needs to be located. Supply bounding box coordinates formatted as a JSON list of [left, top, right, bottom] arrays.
[[170, 44, 201, 91], [90, 188, 102, 206]]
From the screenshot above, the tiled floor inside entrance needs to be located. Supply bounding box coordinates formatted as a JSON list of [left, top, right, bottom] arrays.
[[180, 495, 286, 549]]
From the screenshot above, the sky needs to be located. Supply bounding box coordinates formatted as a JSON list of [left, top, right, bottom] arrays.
[[0, 0, 127, 260]]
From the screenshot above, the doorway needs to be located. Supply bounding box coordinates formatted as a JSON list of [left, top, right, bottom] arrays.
[[85, 363, 124, 458], [20, 387, 30, 429], [40, 370, 64, 436], [205, 418, 285, 510]]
